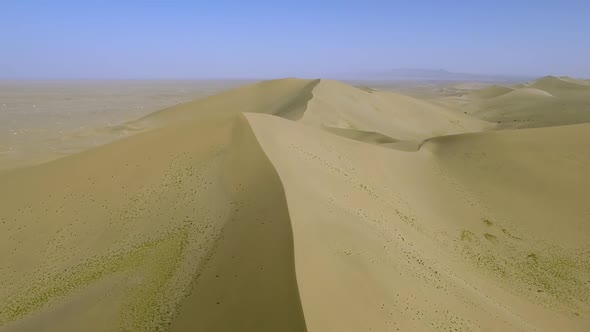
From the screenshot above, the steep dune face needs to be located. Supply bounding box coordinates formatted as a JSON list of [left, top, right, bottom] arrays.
[[169, 115, 306, 332], [321, 125, 398, 144], [2, 78, 589, 331], [0, 109, 305, 330]]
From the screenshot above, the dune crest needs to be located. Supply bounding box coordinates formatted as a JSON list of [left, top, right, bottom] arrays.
[[468, 85, 514, 99], [302, 79, 492, 142], [530, 75, 590, 92], [246, 112, 590, 331], [0, 97, 308, 331]]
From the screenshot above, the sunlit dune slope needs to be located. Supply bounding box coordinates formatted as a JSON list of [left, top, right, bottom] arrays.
[[247, 113, 590, 331], [529, 76, 590, 94], [468, 85, 514, 99], [446, 76, 590, 129], [302, 79, 491, 142]]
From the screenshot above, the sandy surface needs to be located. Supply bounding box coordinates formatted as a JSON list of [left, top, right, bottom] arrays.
[[1, 78, 589, 331], [0, 80, 252, 170], [432, 76, 590, 129]]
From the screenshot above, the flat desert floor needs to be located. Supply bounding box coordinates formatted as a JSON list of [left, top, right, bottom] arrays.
[[0, 80, 252, 170], [1, 77, 589, 331]]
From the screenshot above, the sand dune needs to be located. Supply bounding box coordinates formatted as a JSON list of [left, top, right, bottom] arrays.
[[480, 87, 554, 100], [468, 85, 514, 99], [530, 76, 590, 93], [0, 82, 313, 331], [247, 113, 590, 331], [441, 76, 590, 129], [321, 125, 399, 145], [1, 78, 589, 331], [0, 80, 249, 171], [135, 78, 319, 127], [302, 79, 492, 142]]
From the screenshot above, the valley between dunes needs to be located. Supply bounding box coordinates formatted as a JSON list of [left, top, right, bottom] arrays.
[[1, 78, 589, 331]]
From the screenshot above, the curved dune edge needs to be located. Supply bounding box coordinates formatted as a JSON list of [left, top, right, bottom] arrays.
[[168, 114, 307, 332], [245, 112, 590, 331], [303, 79, 492, 142], [0, 94, 311, 330]]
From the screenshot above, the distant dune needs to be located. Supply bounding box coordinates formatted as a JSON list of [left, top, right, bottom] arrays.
[[302, 79, 491, 142], [469, 86, 553, 100], [467, 85, 514, 99], [0, 80, 250, 171], [341, 68, 533, 82], [442, 76, 590, 129], [530, 75, 590, 92], [1, 79, 589, 331]]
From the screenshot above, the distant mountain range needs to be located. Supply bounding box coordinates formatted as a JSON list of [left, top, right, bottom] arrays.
[[336, 68, 534, 82]]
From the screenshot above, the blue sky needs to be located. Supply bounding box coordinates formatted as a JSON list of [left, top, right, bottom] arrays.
[[1, 0, 589, 79]]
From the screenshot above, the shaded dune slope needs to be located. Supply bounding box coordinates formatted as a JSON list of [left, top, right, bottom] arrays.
[[2, 78, 589, 331], [321, 125, 398, 144], [0, 95, 308, 331]]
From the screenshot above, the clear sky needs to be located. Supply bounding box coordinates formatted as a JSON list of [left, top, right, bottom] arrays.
[[1, 0, 589, 79]]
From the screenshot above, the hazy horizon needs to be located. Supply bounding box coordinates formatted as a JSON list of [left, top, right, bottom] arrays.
[[1, 1, 590, 79]]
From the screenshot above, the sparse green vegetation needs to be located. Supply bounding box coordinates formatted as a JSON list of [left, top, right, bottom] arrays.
[[483, 233, 498, 244], [501, 227, 523, 240], [460, 230, 476, 242]]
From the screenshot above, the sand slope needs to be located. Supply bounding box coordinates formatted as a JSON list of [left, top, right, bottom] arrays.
[[0, 93, 309, 331], [0, 80, 250, 172], [1, 78, 589, 331], [468, 85, 514, 99], [530, 76, 590, 94], [302, 80, 491, 142], [442, 76, 590, 129], [247, 113, 590, 331]]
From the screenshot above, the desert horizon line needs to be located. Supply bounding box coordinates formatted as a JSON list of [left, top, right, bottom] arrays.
[[1, 74, 586, 81]]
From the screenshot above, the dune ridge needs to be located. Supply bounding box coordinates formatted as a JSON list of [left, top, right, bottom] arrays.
[[442, 76, 590, 129], [468, 85, 514, 99], [530, 76, 590, 92], [0, 85, 313, 331], [1, 78, 589, 331]]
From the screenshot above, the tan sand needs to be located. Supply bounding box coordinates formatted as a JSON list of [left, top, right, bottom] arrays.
[[437, 76, 590, 129], [468, 85, 514, 99], [302, 79, 492, 142], [0, 80, 250, 171], [247, 112, 589, 331], [1, 78, 589, 331]]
